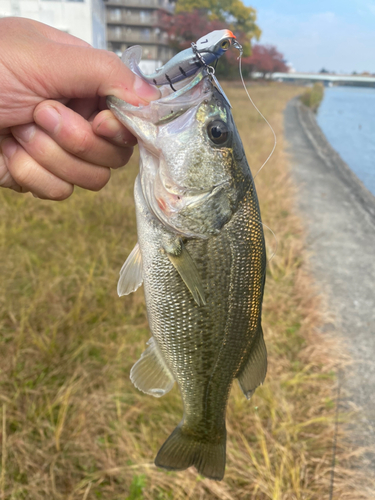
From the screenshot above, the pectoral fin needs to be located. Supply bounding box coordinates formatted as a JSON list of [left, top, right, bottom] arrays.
[[130, 337, 175, 397], [237, 327, 267, 399], [117, 243, 143, 297], [165, 242, 206, 306]]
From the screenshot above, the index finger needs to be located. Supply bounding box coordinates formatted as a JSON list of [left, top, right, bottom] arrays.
[[33, 101, 135, 167], [38, 44, 161, 106]]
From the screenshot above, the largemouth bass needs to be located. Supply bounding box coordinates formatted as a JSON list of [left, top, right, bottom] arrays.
[[108, 63, 267, 481]]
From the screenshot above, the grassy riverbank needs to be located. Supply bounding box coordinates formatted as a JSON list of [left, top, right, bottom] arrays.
[[0, 83, 369, 499], [300, 82, 324, 112]]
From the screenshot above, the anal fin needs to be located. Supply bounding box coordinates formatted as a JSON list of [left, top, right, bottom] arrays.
[[117, 242, 143, 297], [130, 337, 174, 397], [237, 326, 267, 399]]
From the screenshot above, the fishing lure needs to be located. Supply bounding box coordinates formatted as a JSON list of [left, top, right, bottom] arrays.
[[124, 29, 242, 90]]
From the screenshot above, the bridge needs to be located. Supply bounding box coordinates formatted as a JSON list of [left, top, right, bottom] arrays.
[[270, 72, 375, 87]]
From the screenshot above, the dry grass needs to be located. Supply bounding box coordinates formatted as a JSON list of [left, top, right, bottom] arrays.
[[0, 82, 372, 499]]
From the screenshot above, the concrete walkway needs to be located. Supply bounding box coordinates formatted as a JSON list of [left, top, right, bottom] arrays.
[[284, 98, 375, 479]]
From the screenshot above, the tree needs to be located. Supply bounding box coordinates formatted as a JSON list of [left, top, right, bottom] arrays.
[[175, 0, 261, 44], [242, 44, 288, 77], [164, 10, 227, 52]]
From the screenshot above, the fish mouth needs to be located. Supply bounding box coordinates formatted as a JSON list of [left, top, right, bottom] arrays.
[[107, 71, 211, 128]]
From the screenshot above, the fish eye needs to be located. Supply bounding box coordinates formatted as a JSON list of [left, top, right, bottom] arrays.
[[207, 120, 229, 145], [221, 40, 230, 50]]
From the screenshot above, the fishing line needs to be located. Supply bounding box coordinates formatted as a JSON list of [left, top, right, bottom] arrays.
[[235, 50, 279, 263], [247, 216, 278, 264], [192, 41, 279, 263], [261, 220, 278, 263], [238, 55, 277, 180], [259, 215, 278, 266]]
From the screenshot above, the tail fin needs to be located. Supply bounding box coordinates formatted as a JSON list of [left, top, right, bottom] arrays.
[[154, 422, 226, 481]]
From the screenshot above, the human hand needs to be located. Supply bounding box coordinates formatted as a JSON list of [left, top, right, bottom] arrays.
[[0, 17, 160, 200]]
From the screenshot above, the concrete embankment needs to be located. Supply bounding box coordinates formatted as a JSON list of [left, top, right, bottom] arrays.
[[284, 97, 375, 478]]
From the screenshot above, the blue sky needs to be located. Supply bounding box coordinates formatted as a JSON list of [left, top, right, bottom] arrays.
[[245, 0, 375, 73]]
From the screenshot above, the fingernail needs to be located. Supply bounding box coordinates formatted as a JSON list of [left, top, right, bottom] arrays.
[[12, 124, 36, 143], [96, 116, 120, 137], [133, 75, 161, 102], [35, 106, 61, 134], [1, 138, 18, 159]]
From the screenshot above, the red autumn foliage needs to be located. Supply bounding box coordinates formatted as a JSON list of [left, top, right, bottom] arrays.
[[160, 10, 227, 51], [242, 44, 288, 76]]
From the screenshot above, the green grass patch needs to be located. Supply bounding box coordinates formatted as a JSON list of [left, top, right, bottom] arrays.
[[300, 82, 325, 112]]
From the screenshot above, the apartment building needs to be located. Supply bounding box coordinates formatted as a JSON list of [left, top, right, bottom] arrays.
[[0, 0, 107, 49], [106, 0, 176, 69]]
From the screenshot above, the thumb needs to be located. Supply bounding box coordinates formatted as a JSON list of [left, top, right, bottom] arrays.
[[39, 43, 161, 106]]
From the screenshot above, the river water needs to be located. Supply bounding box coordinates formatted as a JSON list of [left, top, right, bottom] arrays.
[[316, 86, 375, 196]]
